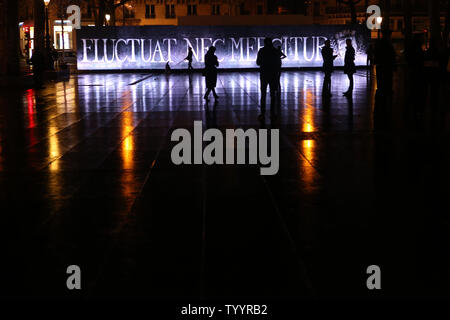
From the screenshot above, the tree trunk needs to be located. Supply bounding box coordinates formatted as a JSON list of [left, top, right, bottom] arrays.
[[428, 0, 441, 45], [60, 0, 67, 62], [403, 0, 412, 44], [34, 0, 45, 53], [97, 0, 105, 26], [107, 0, 116, 26], [0, 0, 20, 75], [90, 0, 98, 26], [123, 3, 125, 26], [350, 1, 357, 24], [445, 0, 450, 47], [381, 0, 391, 33]]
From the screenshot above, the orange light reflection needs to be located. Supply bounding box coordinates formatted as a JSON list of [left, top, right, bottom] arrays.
[[121, 112, 135, 198], [300, 139, 317, 193], [302, 89, 316, 133]]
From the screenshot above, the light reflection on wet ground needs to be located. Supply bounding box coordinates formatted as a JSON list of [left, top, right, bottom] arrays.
[[0, 70, 449, 299]]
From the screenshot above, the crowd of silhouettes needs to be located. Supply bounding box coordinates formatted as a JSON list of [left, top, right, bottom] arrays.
[[29, 33, 447, 127], [320, 38, 356, 97]]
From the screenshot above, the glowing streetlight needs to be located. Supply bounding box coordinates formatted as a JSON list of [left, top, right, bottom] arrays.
[[43, 0, 52, 69], [376, 16, 383, 26], [105, 14, 111, 26], [376, 16, 383, 39]]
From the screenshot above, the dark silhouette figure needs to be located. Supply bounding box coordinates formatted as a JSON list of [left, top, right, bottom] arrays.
[[185, 47, 194, 71], [343, 39, 356, 96], [50, 47, 58, 70], [374, 30, 396, 96], [165, 61, 171, 74], [30, 50, 45, 88], [366, 42, 375, 76], [256, 38, 281, 119], [321, 39, 338, 96], [276, 45, 287, 101], [367, 43, 374, 68], [203, 46, 219, 101]]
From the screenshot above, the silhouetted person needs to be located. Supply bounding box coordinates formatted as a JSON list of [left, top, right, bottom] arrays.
[[374, 30, 396, 96], [367, 43, 374, 68], [276, 45, 286, 101], [30, 49, 45, 88], [343, 39, 356, 96], [50, 46, 58, 70], [321, 39, 337, 96], [256, 37, 280, 119], [165, 61, 171, 74], [203, 46, 219, 101], [366, 42, 375, 76], [185, 47, 194, 71]]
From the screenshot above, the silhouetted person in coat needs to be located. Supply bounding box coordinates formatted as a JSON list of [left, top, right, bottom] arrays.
[[185, 47, 194, 71], [203, 46, 219, 101], [165, 61, 171, 74], [321, 39, 338, 96], [30, 49, 45, 88], [374, 30, 396, 96], [256, 37, 281, 119], [343, 39, 356, 96], [366, 42, 375, 76], [367, 43, 374, 68]]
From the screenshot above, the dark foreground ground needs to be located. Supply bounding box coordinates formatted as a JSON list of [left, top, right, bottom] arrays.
[[0, 70, 449, 300]]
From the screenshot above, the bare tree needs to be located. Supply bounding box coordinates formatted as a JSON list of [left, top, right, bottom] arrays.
[[0, 0, 20, 75], [403, 0, 413, 43], [428, 0, 442, 45], [444, 0, 450, 47], [337, 0, 363, 25], [379, 0, 391, 36], [83, 0, 133, 26], [33, 0, 45, 52]]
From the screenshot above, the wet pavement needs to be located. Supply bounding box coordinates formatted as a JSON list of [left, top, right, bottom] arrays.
[[0, 70, 449, 300]]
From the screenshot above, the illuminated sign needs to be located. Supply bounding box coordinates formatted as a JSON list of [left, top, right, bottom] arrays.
[[77, 25, 369, 70]]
